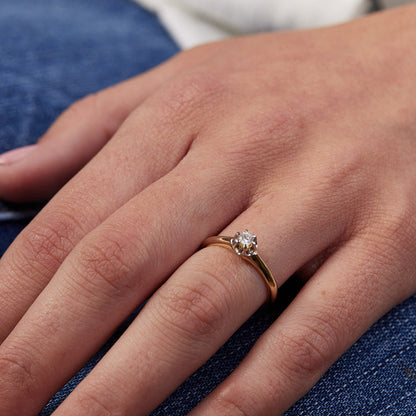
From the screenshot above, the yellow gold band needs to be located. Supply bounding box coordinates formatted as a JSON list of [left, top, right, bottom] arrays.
[[202, 235, 278, 303]]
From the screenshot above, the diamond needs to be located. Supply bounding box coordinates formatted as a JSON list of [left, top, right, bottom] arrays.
[[231, 230, 257, 257]]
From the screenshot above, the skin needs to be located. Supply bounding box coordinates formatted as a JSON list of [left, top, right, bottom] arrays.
[[1, 4, 416, 416]]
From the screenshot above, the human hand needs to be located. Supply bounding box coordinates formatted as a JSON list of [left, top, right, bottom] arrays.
[[1, 5, 416, 415]]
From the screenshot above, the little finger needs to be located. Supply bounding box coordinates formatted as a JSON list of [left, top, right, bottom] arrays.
[[190, 234, 416, 416]]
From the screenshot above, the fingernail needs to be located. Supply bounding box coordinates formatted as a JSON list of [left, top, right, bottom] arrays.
[[0, 145, 37, 165]]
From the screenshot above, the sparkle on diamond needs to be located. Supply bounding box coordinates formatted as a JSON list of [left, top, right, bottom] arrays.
[[231, 230, 257, 256]]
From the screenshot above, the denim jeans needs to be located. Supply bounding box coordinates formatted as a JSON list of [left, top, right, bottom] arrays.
[[0, 1, 415, 415]]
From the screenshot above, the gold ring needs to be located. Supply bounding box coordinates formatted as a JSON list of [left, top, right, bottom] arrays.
[[202, 230, 278, 303]]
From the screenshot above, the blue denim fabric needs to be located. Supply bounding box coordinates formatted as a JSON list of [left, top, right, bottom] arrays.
[[0, 1, 415, 415]]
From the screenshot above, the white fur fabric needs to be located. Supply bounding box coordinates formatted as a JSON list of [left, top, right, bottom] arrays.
[[134, 0, 371, 48]]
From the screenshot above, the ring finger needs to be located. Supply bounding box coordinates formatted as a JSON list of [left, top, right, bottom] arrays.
[[49, 194, 347, 416]]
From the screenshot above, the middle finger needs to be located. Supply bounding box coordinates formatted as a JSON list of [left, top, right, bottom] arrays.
[[0, 80, 203, 341], [52, 194, 347, 415], [0, 151, 246, 415]]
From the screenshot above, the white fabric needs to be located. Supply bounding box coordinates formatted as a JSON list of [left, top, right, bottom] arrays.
[[134, 0, 371, 48]]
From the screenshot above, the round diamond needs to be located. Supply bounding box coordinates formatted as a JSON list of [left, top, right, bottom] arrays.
[[231, 230, 257, 256]]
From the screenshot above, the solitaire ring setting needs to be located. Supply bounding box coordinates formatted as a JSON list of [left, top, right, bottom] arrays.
[[202, 230, 278, 303]]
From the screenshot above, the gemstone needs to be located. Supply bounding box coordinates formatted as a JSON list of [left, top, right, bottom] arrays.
[[231, 230, 257, 257]]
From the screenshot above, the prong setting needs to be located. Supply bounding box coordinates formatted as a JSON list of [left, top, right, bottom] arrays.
[[231, 230, 258, 257]]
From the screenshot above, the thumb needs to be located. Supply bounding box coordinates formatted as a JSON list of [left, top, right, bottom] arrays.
[[0, 45, 214, 203], [0, 71, 161, 203]]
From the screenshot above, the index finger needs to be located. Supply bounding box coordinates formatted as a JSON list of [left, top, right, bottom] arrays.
[[0, 71, 202, 340]]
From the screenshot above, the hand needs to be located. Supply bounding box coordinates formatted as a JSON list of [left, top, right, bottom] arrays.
[[1, 5, 416, 415]]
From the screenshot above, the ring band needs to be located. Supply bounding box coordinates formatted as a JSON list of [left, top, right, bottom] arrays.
[[202, 230, 278, 303]]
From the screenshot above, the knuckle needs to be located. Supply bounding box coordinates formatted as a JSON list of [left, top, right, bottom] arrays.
[[0, 347, 36, 395], [361, 190, 416, 267], [305, 143, 368, 209], [212, 391, 252, 416], [327, 146, 367, 189], [383, 196, 416, 251], [73, 389, 121, 416], [277, 319, 336, 378], [14, 211, 80, 281], [219, 107, 303, 175], [354, 191, 416, 294], [161, 70, 226, 119], [243, 107, 299, 149], [156, 276, 228, 342], [71, 230, 137, 297]]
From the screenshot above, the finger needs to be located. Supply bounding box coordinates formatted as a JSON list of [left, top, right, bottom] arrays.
[[49, 198, 347, 416], [189, 233, 416, 416], [0, 41, 240, 339], [0, 146, 254, 415], [0, 62, 214, 340], [0, 44, 218, 203], [0, 75, 153, 202]]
